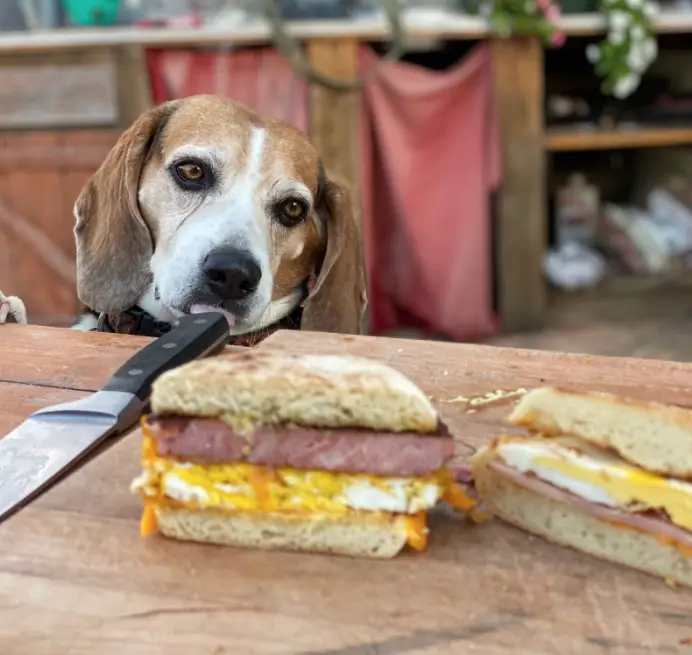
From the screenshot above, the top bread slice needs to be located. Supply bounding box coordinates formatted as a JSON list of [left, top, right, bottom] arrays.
[[508, 386, 692, 478], [150, 350, 439, 433]]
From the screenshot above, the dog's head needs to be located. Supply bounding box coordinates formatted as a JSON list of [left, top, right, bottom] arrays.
[[74, 95, 366, 335]]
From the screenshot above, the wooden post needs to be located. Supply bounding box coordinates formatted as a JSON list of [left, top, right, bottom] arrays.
[[306, 38, 366, 331], [492, 37, 547, 332], [305, 38, 360, 207], [115, 45, 153, 128]]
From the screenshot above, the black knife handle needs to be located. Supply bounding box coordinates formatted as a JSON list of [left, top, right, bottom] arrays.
[[101, 313, 229, 401]]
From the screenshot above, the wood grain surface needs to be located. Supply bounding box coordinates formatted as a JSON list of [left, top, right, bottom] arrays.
[[0, 326, 691, 654], [0, 324, 248, 391], [0, 382, 85, 434]]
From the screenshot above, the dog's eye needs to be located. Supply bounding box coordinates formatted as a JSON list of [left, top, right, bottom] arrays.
[[276, 198, 307, 227], [175, 162, 205, 182]]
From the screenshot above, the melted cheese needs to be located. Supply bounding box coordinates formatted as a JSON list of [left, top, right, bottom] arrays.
[[404, 512, 429, 551], [496, 437, 692, 532], [133, 436, 476, 550]]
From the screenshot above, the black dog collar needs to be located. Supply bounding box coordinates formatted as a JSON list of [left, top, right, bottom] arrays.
[[91, 280, 309, 346]]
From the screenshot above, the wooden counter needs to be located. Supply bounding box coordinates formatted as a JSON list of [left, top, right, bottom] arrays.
[[0, 324, 691, 653]]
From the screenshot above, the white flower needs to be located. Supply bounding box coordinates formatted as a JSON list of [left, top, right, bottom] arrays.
[[586, 43, 601, 63], [631, 24, 646, 40], [641, 37, 658, 62], [627, 45, 647, 72], [628, 0, 643, 8], [609, 29, 626, 45], [610, 10, 631, 32], [643, 1, 660, 17], [613, 72, 641, 99]]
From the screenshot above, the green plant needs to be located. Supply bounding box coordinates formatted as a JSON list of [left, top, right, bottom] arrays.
[[586, 0, 659, 98], [487, 0, 566, 47]]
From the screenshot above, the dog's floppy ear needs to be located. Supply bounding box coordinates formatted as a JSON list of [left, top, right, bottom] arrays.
[[74, 101, 179, 312], [301, 170, 367, 334]]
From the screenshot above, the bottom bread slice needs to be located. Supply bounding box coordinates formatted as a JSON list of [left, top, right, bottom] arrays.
[[472, 452, 692, 587], [154, 506, 411, 558]]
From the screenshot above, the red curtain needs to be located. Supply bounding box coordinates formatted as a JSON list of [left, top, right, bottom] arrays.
[[146, 48, 309, 131], [360, 43, 501, 341]]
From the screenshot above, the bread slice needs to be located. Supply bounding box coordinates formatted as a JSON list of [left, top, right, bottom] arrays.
[[509, 387, 692, 478], [153, 507, 411, 558], [471, 448, 692, 587], [150, 350, 438, 433]]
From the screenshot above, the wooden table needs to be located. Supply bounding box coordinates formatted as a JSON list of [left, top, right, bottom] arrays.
[[1, 325, 691, 654]]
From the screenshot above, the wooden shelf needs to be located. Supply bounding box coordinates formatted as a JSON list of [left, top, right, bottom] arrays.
[[0, 17, 490, 53], [550, 270, 692, 308], [2, 11, 692, 53], [548, 271, 692, 324], [545, 125, 692, 151], [565, 270, 692, 295]]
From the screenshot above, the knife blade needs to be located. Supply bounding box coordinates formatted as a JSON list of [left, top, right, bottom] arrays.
[[0, 312, 229, 523]]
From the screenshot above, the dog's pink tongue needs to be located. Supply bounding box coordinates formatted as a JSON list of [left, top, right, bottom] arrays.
[[190, 304, 236, 327]]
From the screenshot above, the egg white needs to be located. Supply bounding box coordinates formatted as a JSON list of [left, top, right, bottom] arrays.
[[159, 472, 443, 514], [497, 440, 619, 506], [496, 437, 692, 532]]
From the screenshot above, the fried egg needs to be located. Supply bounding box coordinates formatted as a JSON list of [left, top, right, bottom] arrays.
[[132, 458, 447, 515], [496, 436, 692, 531]]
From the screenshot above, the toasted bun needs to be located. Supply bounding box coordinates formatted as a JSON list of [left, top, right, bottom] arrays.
[[471, 448, 692, 587], [509, 387, 692, 478], [150, 350, 438, 433], [153, 507, 410, 558]]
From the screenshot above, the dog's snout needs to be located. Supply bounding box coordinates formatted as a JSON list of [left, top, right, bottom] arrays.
[[202, 248, 262, 300]]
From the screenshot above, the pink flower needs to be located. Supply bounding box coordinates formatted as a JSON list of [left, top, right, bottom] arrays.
[[545, 3, 561, 21], [551, 29, 566, 47], [536, 0, 551, 11]]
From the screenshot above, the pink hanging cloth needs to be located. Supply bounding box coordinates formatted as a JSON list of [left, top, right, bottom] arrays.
[[360, 43, 501, 340], [146, 48, 309, 131]]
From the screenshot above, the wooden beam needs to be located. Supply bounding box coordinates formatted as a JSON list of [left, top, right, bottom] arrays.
[[306, 38, 360, 205], [492, 37, 547, 332], [115, 45, 153, 128], [546, 125, 692, 151], [1, 13, 692, 53], [306, 38, 366, 331]]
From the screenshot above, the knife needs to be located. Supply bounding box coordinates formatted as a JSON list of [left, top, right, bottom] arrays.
[[0, 312, 229, 523]]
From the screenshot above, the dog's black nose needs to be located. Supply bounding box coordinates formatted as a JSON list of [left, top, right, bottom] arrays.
[[202, 248, 262, 300]]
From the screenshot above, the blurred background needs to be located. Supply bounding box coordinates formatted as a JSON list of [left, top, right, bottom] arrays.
[[3, 0, 692, 360]]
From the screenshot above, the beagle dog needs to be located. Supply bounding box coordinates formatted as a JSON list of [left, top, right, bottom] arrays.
[[2, 95, 367, 342]]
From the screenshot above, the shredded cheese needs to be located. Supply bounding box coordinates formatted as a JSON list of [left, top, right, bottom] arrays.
[[404, 512, 429, 551]]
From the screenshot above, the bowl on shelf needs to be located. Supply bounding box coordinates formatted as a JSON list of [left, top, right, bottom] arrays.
[[61, 0, 120, 25]]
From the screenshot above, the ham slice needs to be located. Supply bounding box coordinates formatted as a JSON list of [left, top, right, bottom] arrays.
[[488, 460, 692, 549], [147, 416, 454, 477]]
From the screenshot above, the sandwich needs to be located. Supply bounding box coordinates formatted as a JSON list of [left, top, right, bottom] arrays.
[[131, 350, 475, 558], [471, 386, 692, 586]]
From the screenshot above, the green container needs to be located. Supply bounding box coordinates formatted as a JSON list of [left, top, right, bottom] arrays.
[[560, 0, 598, 13], [61, 0, 120, 25]]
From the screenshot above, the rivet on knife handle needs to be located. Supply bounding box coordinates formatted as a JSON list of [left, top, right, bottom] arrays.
[[101, 312, 230, 401]]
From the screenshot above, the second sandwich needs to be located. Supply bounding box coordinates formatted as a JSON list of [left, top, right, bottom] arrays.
[[471, 386, 692, 586]]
